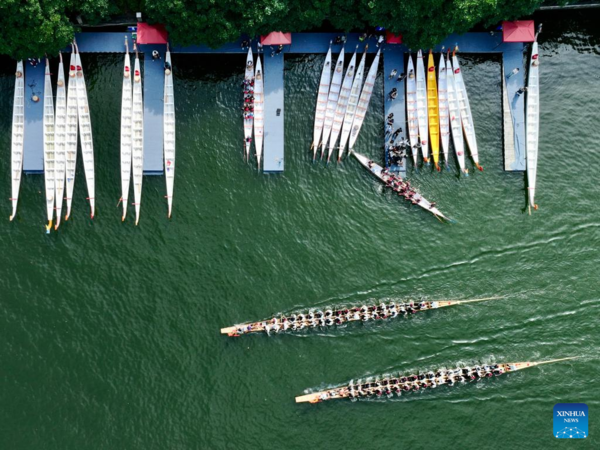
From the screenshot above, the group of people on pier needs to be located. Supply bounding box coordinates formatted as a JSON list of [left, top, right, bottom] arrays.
[[330, 365, 510, 400]]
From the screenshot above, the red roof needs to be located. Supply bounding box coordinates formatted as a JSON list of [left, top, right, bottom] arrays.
[[137, 23, 168, 44], [502, 21, 535, 43], [385, 31, 402, 44], [260, 32, 292, 45]]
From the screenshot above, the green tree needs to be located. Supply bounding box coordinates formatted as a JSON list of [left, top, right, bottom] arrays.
[[0, 0, 114, 59]]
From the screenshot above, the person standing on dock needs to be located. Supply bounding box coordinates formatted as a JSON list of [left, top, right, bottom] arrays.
[[507, 67, 520, 78], [516, 87, 527, 96], [397, 73, 406, 82], [389, 69, 397, 79], [241, 40, 249, 50], [257, 41, 263, 53], [388, 88, 398, 101]]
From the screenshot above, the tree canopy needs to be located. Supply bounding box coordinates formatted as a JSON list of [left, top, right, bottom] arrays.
[[0, 0, 572, 58]]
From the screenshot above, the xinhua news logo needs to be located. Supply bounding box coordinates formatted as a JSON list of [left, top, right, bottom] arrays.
[[554, 403, 588, 439]]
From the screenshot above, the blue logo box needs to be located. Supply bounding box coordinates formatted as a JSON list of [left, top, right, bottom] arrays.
[[554, 403, 588, 439]]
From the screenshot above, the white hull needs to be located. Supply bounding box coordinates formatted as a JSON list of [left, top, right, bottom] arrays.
[[339, 49, 367, 160], [526, 41, 540, 213], [43, 59, 56, 231], [120, 45, 133, 221], [311, 45, 332, 159], [328, 48, 358, 162], [10, 61, 24, 221], [132, 53, 144, 225], [348, 49, 381, 152], [164, 49, 176, 217], [54, 56, 67, 229], [416, 50, 429, 162], [438, 54, 450, 167], [254, 57, 264, 169], [452, 53, 481, 169], [65, 50, 78, 220], [321, 48, 345, 159], [446, 54, 466, 174], [405, 55, 419, 166], [75, 46, 95, 218], [243, 48, 254, 160]]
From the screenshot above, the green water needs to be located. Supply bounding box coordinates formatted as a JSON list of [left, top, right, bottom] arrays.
[[1, 13, 599, 449]]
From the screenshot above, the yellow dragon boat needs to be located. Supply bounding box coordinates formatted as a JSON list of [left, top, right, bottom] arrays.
[[427, 50, 440, 171]]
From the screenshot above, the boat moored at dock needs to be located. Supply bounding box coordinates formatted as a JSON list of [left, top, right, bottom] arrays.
[[164, 45, 176, 216], [348, 48, 381, 153], [9, 61, 24, 222], [120, 38, 133, 221], [526, 37, 540, 214], [295, 357, 577, 404], [446, 51, 467, 175], [452, 49, 483, 171], [43, 59, 56, 232], [438, 53, 450, 169], [54, 54, 67, 230], [243, 48, 254, 161], [327, 47, 358, 162], [253, 56, 264, 169], [74, 43, 96, 218], [338, 46, 367, 160], [320, 47, 345, 160], [311, 43, 332, 159], [405, 55, 419, 166], [131, 44, 144, 225], [415, 50, 429, 163], [64, 46, 79, 221], [427, 50, 440, 170]]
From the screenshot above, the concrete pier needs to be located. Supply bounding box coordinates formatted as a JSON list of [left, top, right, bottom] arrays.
[[22, 62, 44, 174], [262, 54, 285, 172]]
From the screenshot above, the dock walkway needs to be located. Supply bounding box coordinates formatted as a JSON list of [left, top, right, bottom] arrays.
[[22, 32, 526, 175]]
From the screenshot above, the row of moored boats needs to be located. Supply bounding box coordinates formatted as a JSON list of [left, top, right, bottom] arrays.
[[9, 38, 176, 230], [310, 33, 541, 215], [242, 49, 264, 169]]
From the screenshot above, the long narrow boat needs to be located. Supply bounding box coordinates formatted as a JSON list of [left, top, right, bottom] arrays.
[[353, 151, 452, 221], [415, 50, 429, 163], [446, 51, 467, 175], [43, 58, 56, 233], [74, 43, 95, 218], [438, 53, 450, 169], [405, 55, 419, 166], [54, 54, 67, 230], [452, 50, 482, 171], [320, 47, 345, 160], [327, 47, 358, 162], [253, 56, 264, 169], [221, 296, 502, 336], [526, 39, 540, 214], [311, 43, 332, 160], [243, 48, 254, 161], [295, 357, 577, 403], [120, 38, 133, 221], [131, 44, 144, 225], [348, 48, 381, 153], [164, 45, 176, 217], [64, 47, 78, 221], [427, 51, 440, 170], [338, 47, 368, 161], [9, 61, 24, 221]]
